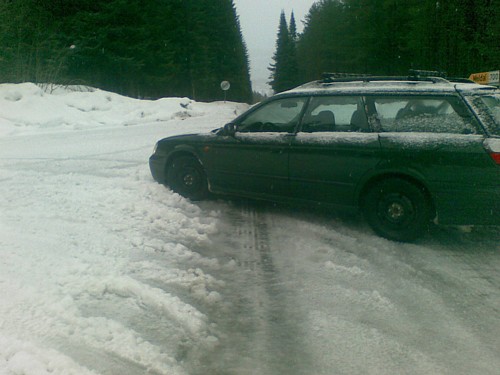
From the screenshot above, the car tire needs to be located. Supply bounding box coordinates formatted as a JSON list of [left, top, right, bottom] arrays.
[[167, 155, 209, 200], [362, 178, 431, 242]]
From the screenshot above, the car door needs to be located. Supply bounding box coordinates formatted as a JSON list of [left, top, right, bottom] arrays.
[[370, 94, 492, 224], [289, 95, 381, 208], [207, 96, 307, 199]]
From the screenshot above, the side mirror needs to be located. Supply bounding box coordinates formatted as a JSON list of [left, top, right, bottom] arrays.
[[219, 122, 237, 136]]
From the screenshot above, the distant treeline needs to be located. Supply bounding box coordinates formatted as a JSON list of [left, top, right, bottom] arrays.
[[2, 0, 498, 101], [270, 0, 500, 92], [0, 0, 252, 102]]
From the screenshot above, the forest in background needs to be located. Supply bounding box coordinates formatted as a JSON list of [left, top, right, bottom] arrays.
[[1, 0, 498, 100], [270, 0, 500, 93], [0, 0, 252, 102]]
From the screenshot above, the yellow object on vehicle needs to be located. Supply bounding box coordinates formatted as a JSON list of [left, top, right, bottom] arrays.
[[469, 71, 500, 86]]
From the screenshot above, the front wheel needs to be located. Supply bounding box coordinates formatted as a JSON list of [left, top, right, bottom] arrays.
[[167, 156, 209, 200], [362, 178, 432, 242]]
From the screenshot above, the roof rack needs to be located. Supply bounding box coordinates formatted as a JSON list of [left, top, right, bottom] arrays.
[[448, 77, 477, 84], [408, 69, 447, 78], [321, 70, 452, 84], [408, 70, 476, 84]]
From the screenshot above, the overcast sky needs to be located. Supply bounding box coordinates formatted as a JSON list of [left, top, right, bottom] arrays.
[[232, 0, 318, 94]]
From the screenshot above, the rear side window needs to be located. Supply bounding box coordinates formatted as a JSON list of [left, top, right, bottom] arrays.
[[300, 96, 368, 133], [371, 96, 480, 134]]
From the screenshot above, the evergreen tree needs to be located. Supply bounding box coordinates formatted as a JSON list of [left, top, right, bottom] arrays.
[[483, 0, 500, 71], [288, 12, 300, 88], [0, 0, 252, 102], [268, 10, 300, 93], [185, 0, 252, 102], [0, 0, 64, 84], [268, 11, 289, 92], [289, 11, 298, 42], [297, 0, 499, 80], [297, 0, 350, 81], [404, 0, 498, 76]]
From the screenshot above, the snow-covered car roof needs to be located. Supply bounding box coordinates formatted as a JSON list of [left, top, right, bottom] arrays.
[[280, 78, 497, 96]]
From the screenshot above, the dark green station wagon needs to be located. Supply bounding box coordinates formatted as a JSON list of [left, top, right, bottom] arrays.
[[150, 74, 500, 241]]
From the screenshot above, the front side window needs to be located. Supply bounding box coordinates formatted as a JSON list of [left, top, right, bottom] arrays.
[[237, 97, 307, 133], [300, 96, 367, 132], [371, 96, 480, 134]]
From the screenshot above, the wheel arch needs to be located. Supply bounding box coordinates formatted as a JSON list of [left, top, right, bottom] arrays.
[[165, 151, 210, 200], [358, 172, 436, 219], [164, 147, 204, 182]]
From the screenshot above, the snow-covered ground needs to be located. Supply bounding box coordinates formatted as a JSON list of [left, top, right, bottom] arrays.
[[0, 83, 499, 375]]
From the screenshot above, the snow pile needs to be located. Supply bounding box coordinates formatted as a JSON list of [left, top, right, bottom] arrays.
[[0, 83, 248, 374], [0, 335, 99, 375], [0, 83, 244, 136]]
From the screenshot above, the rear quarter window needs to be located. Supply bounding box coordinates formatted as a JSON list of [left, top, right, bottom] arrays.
[[300, 96, 365, 132], [467, 94, 500, 136], [372, 96, 481, 134]]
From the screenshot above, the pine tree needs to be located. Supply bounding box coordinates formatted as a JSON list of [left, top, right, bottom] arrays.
[[483, 0, 500, 72], [186, 0, 252, 102], [268, 11, 288, 92], [297, 0, 349, 81], [0, 0, 65, 83], [296, 0, 495, 80], [268, 10, 300, 93], [289, 11, 298, 41], [288, 12, 300, 88], [0, 0, 252, 101]]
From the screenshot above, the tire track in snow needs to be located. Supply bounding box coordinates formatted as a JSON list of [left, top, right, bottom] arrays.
[[247, 205, 313, 375], [196, 200, 312, 375]]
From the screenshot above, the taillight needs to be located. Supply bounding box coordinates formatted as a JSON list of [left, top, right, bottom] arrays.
[[484, 139, 500, 165], [490, 152, 500, 165]]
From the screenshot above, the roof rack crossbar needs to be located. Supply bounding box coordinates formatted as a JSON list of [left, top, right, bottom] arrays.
[[408, 69, 447, 78], [321, 70, 454, 84]]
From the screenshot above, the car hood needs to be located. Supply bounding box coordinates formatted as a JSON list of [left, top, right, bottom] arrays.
[[157, 131, 217, 145]]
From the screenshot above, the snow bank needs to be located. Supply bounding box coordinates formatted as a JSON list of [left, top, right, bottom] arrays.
[[0, 335, 99, 375], [0, 83, 248, 374], [0, 83, 245, 136]]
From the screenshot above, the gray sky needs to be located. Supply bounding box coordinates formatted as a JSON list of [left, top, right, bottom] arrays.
[[232, 0, 318, 93]]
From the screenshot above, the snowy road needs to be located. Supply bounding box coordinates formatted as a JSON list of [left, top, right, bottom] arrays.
[[195, 199, 500, 375], [1, 84, 499, 374]]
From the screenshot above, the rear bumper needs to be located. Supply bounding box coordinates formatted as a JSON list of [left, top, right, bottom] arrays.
[[434, 186, 499, 225]]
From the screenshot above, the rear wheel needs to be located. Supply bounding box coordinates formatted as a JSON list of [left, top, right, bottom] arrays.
[[167, 156, 208, 200], [362, 178, 432, 242]]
